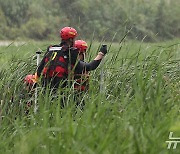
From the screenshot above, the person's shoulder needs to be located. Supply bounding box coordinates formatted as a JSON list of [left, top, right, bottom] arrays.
[[50, 44, 61, 47], [47, 44, 61, 49], [44, 44, 60, 56], [47, 44, 63, 52]]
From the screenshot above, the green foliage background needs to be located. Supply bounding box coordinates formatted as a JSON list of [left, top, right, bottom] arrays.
[[0, 39, 179, 153], [0, 0, 179, 41], [0, 0, 179, 153]]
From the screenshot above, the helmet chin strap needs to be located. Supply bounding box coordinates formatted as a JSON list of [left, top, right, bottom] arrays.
[[78, 52, 86, 61], [83, 52, 86, 61]]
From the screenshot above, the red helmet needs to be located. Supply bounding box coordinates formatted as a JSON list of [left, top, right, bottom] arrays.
[[60, 27, 78, 40], [24, 74, 35, 85], [74, 40, 88, 53]]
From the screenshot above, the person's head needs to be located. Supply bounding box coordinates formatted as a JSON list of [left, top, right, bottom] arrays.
[[60, 27, 78, 47], [74, 40, 88, 60], [24, 74, 35, 91]]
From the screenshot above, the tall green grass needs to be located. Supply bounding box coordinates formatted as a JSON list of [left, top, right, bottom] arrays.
[[0, 40, 179, 153]]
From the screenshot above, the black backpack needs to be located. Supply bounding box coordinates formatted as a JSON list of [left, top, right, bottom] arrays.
[[42, 45, 78, 78]]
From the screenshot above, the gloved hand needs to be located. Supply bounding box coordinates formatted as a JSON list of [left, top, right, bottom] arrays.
[[100, 44, 107, 55]]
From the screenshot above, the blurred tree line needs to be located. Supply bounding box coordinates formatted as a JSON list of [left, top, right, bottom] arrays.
[[0, 0, 179, 42]]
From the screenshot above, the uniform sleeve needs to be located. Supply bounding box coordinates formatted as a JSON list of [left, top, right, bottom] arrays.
[[36, 47, 50, 77], [75, 60, 101, 74]]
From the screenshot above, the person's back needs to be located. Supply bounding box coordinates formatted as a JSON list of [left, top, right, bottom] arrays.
[[36, 27, 78, 90], [38, 44, 78, 89]]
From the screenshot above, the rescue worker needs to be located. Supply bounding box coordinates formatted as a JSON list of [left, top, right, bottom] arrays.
[[23, 74, 36, 114], [73, 40, 89, 92], [24, 74, 36, 91], [73, 40, 90, 109], [33, 27, 107, 92], [73, 40, 107, 109], [34, 26, 78, 90]]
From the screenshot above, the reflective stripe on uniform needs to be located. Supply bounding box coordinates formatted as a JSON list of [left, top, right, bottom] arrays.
[[52, 52, 57, 60], [49, 47, 62, 51]]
